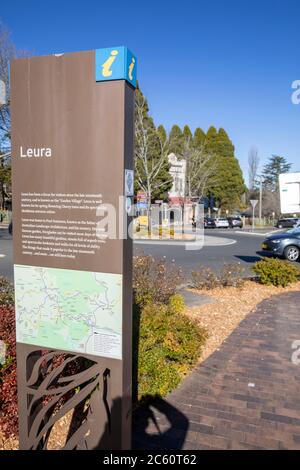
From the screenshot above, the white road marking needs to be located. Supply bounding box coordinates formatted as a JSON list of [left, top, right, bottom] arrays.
[[134, 235, 237, 247], [234, 231, 269, 237], [0, 254, 6, 258]]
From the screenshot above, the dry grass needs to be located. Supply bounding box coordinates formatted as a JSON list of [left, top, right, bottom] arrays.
[[0, 432, 18, 450], [0, 409, 74, 451], [186, 280, 300, 363]]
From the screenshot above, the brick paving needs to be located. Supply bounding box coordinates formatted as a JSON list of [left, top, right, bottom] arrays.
[[133, 292, 300, 450]]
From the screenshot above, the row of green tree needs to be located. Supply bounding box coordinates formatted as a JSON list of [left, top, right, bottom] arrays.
[[135, 87, 246, 212]]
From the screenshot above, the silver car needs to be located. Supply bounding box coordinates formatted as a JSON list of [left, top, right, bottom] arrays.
[[214, 217, 230, 228]]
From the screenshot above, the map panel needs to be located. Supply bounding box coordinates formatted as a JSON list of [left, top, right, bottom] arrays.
[[14, 265, 123, 359]]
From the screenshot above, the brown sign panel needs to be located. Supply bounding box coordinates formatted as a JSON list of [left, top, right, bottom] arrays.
[[11, 49, 135, 449]]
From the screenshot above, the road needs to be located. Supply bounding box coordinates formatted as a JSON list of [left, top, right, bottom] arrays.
[[0, 228, 267, 282], [0, 227, 13, 281], [134, 229, 266, 278]]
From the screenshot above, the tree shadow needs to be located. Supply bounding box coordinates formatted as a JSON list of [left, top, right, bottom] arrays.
[[235, 255, 262, 264]]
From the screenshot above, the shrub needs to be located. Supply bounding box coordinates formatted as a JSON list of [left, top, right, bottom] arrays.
[[253, 258, 300, 287], [133, 255, 183, 306], [190, 266, 218, 290], [191, 263, 246, 290], [0, 306, 18, 437], [0, 279, 17, 436], [133, 297, 207, 401], [0, 277, 14, 305], [219, 263, 245, 288], [168, 294, 185, 315]]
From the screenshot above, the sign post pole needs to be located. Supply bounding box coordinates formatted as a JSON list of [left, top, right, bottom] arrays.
[[250, 199, 258, 231], [11, 47, 136, 450]]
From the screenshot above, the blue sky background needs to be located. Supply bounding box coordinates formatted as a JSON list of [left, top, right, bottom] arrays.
[[1, 0, 299, 182]]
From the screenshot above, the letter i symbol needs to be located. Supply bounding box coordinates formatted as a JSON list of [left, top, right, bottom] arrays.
[[102, 50, 119, 77], [128, 57, 135, 81]]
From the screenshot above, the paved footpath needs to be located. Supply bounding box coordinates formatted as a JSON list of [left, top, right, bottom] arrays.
[[133, 292, 300, 450]]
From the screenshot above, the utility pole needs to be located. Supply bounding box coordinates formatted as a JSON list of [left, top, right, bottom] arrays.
[[259, 176, 263, 226]]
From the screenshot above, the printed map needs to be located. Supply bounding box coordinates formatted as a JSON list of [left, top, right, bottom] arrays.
[[14, 265, 122, 359]]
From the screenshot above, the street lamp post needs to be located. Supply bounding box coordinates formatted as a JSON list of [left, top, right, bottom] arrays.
[[259, 176, 263, 226]]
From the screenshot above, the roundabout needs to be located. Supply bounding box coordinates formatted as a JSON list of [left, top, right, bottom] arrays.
[[134, 230, 262, 277], [134, 234, 237, 247]]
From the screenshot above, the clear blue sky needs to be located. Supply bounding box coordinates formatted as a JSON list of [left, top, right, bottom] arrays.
[[1, 0, 299, 182]]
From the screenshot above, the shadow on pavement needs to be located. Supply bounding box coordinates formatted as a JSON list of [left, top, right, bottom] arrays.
[[235, 254, 262, 263], [133, 396, 189, 450]]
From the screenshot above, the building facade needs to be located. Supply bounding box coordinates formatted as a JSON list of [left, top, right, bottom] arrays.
[[168, 153, 186, 204]]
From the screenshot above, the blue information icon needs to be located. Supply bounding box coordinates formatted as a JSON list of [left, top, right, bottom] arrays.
[[95, 46, 137, 88]]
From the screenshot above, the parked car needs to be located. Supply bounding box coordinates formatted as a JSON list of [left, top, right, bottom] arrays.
[[261, 226, 300, 261], [214, 217, 230, 229], [276, 218, 299, 229], [227, 216, 243, 229], [204, 217, 216, 229]]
